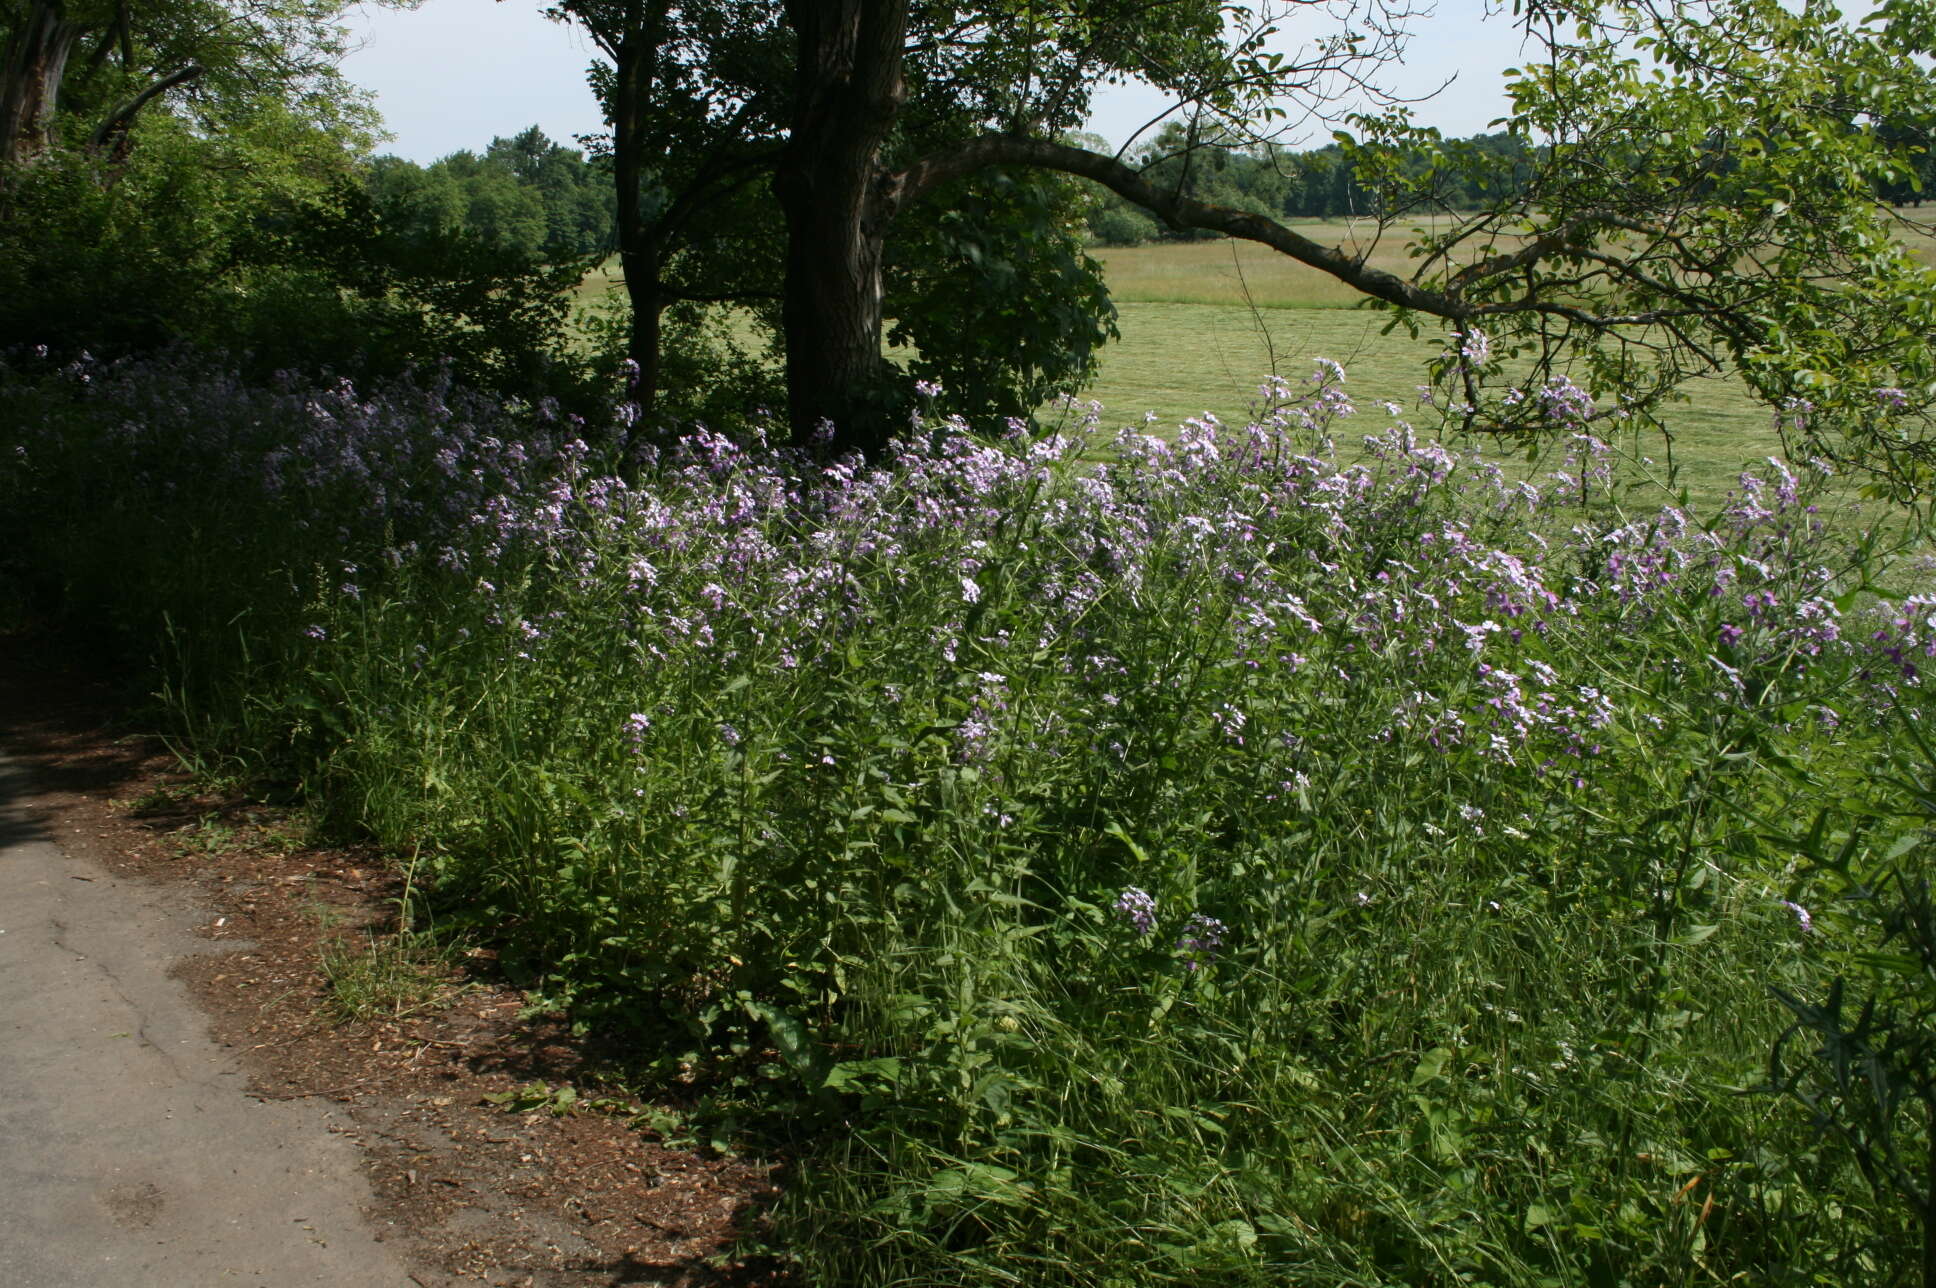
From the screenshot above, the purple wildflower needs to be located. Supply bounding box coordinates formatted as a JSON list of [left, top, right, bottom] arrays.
[[623, 712, 652, 755], [1115, 887, 1157, 938], [1177, 913, 1226, 971], [1538, 377, 1594, 424]]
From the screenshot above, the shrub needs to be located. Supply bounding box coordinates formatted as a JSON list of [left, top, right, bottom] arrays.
[[1087, 203, 1162, 247]]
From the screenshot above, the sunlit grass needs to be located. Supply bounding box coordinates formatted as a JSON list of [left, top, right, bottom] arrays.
[[574, 254, 625, 310], [1089, 220, 1475, 309], [1057, 302, 1779, 507]]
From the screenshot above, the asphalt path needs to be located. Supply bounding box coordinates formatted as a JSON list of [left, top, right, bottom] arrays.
[[0, 745, 414, 1286]]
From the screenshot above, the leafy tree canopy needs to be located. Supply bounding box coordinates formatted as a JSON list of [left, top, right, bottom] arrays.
[[0, 2, 595, 401], [0, 0, 391, 172], [733, 0, 1936, 492]]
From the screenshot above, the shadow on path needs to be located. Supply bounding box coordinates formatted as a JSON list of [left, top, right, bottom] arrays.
[[0, 753, 49, 849]]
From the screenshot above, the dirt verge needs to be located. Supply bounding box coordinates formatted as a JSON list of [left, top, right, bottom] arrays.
[[0, 634, 791, 1288]]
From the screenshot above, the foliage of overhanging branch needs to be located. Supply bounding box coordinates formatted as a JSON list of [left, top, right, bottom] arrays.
[[875, 0, 1936, 487], [0, 0, 387, 174]]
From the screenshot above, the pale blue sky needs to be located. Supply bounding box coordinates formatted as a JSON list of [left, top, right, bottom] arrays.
[[341, 0, 1529, 164]]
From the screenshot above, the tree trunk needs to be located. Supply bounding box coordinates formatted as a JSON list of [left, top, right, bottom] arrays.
[[774, 0, 908, 455], [611, 0, 665, 432], [622, 256, 664, 437], [0, 0, 81, 171]]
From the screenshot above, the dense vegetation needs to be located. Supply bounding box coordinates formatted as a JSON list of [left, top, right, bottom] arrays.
[[0, 108, 596, 400], [6, 0, 1936, 1281], [0, 5, 607, 400], [6, 349, 1936, 1282]]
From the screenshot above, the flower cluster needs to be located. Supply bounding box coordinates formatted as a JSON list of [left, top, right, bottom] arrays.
[[1176, 914, 1227, 971], [1115, 887, 1158, 939]]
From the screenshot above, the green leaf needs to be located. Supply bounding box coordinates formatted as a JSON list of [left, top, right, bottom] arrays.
[[1410, 1046, 1456, 1086], [822, 1057, 903, 1094], [742, 999, 827, 1084]]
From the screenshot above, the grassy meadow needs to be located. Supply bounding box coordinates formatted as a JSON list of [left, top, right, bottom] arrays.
[[1084, 220, 1936, 506], [1059, 300, 1776, 506], [1088, 220, 1491, 310]]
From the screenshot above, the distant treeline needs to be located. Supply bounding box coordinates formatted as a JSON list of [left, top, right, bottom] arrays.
[[358, 120, 1936, 261], [359, 124, 1541, 260], [363, 126, 615, 262], [1082, 122, 1936, 245], [1079, 126, 1541, 245]]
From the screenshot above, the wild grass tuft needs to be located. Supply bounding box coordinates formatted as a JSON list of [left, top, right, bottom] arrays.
[[318, 929, 453, 1023]]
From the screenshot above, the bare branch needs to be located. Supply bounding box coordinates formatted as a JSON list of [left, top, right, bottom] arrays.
[[887, 132, 1464, 317]]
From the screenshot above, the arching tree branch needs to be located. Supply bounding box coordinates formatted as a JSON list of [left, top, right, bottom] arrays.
[[886, 133, 1465, 318], [87, 61, 202, 161]]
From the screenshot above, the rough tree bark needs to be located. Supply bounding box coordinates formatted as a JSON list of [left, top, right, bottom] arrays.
[[3, 0, 208, 184], [0, 0, 81, 170], [773, 0, 909, 453], [608, 0, 668, 424]]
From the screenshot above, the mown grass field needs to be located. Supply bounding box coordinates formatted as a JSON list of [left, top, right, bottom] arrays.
[[1091, 211, 1936, 311], [1056, 299, 1775, 507], [1088, 218, 1489, 310]]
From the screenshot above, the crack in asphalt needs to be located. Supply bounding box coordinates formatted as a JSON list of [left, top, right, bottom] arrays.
[[50, 901, 226, 1088]]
